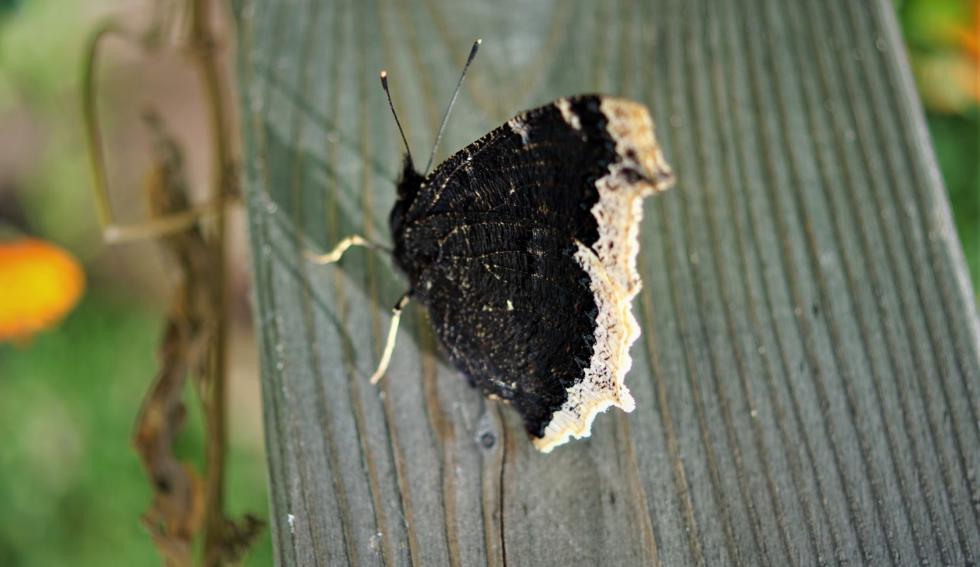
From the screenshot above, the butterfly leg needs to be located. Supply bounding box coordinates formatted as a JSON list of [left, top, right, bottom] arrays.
[[304, 235, 388, 264], [369, 292, 411, 384]]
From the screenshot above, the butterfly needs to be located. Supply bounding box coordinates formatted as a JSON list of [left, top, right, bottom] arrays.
[[310, 40, 674, 452]]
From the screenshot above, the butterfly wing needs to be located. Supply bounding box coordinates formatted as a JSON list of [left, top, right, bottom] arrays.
[[395, 95, 673, 451]]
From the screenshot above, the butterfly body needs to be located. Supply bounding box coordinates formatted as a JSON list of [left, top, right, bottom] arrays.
[[389, 94, 673, 452]]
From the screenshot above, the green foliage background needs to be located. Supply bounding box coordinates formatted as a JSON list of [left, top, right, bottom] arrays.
[[0, 1, 272, 565]]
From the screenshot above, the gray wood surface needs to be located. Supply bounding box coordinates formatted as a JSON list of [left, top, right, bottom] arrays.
[[234, 0, 980, 564]]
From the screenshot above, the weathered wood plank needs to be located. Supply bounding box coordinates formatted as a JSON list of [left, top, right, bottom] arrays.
[[234, 0, 980, 564]]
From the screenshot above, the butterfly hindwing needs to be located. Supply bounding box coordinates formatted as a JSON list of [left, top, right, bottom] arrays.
[[418, 221, 598, 438], [391, 95, 673, 451]]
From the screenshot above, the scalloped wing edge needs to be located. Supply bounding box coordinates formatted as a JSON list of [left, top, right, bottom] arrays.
[[533, 97, 674, 453]]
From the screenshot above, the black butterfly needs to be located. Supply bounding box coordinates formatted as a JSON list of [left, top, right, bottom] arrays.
[[311, 40, 674, 452]]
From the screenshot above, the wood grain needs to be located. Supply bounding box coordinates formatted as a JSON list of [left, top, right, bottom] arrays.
[[234, 0, 980, 564]]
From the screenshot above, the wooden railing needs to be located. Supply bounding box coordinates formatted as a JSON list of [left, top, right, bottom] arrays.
[[235, 0, 980, 563]]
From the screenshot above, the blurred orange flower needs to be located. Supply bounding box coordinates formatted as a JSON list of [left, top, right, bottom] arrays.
[[955, 0, 980, 98], [0, 238, 85, 343], [909, 0, 980, 112]]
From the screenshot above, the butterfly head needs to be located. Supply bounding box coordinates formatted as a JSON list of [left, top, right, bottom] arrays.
[[388, 154, 424, 280], [395, 154, 423, 201]]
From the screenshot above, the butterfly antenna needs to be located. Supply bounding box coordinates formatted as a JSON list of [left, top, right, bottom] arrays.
[[380, 70, 414, 168], [424, 38, 482, 174]]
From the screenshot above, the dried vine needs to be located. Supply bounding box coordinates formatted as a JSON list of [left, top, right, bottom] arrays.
[[81, 1, 260, 565]]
